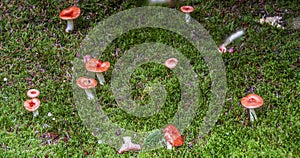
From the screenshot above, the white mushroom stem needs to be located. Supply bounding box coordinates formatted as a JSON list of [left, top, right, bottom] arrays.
[[166, 141, 173, 150], [65, 20, 74, 33], [249, 109, 257, 122], [96, 73, 105, 85], [33, 110, 39, 117], [185, 13, 191, 23], [84, 89, 94, 100]]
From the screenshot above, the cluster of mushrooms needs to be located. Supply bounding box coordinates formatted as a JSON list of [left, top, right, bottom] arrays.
[[52, 4, 268, 154], [24, 89, 41, 117], [76, 56, 110, 100], [75, 53, 180, 153]]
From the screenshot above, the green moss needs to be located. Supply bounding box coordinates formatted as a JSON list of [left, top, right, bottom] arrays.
[[0, 0, 299, 157]]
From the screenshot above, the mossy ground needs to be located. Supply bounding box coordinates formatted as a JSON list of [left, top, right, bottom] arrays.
[[0, 0, 299, 157]]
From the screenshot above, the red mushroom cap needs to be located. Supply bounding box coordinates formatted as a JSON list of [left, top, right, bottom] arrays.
[[59, 6, 81, 20], [164, 58, 178, 69], [27, 89, 40, 98], [86, 58, 110, 73], [24, 98, 41, 112], [241, 94, 264, 109], [76, 77, 98, 89], [180, 6, 194, 13], [163, 124, 184, 147], [218, 45, 227, 53]]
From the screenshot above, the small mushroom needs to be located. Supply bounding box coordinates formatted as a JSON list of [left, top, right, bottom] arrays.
[[59, 6, 81, 33], [163, 124, 184, 150], [164, 58, 178, 69], [241, 94, 264, 122], [27, 89, 40, 98], [24, 98, 41, 117], [76, 76, 98, 100], [218, 44, 227, 53], [85, 58, 110, 85], [118, 136, 141, 154], [180, 6, 194, 23]]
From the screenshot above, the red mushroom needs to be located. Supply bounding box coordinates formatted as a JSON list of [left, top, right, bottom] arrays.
[[180, 6, 194, 23], [85, 58, 110, 85], [59, 6, 81, 33], [24, 98, 41, 117], [27, 89, 40, 98], [163, 124, 184, 149], [76, 76, 98, 100], [241, 94, 264, 122], [218, 44, 227, 53], [164, 58, 178, 69], [118, 136, 141, 154]]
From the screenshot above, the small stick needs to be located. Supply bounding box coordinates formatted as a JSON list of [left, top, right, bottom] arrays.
[[223, 30, 244, 47]]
